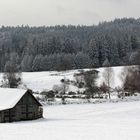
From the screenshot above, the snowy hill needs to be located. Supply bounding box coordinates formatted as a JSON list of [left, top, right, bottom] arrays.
[[1, 101, 140, 140], [17, 66, 126, 92]]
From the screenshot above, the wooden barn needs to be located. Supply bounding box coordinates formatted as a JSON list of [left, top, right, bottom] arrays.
[[0, 88, 43, 123]]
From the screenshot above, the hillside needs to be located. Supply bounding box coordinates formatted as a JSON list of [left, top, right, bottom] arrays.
[[0, 18, 140, 72], [12, 66, 125, 92]]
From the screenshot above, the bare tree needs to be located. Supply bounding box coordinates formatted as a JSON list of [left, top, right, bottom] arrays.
[[60, 77, 69, 104], [100, 82, 108, 98], [84, 70, 98, 100], [1, 72, 22, 88], [115, 86, 124, 99], [122, 66, 140, 94], [53, 84, 62, 94], [1, 53, 22, 88], [53, 77, 69, 104], [103, 65, 114, 99], [119, 67, 130, 98]]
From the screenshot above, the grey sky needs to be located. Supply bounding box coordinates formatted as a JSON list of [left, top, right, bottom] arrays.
[[0, 0, 139, 26]]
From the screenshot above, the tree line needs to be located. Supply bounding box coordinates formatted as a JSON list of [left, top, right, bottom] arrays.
[[0, 18, 140, 72], [1, 53, 140, 104]]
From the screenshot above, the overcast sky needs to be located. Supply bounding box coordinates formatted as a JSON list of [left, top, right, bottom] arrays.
[[0, 0, 139, 26]]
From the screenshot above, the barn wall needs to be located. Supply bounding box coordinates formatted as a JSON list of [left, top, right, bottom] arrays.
[[16, 92, 43, 120], [0, 109, 12, 123], [0, 111, 4, 122]]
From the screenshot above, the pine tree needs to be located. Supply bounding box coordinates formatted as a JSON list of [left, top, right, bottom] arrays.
[[88, 39, 99, 67], [74, 52, 92, 69], [32, 54, 43, 71], [21, 55, 33, 71]]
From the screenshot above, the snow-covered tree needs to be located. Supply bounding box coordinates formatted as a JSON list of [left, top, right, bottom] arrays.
[[32, 54, 43, 71], [21, 55, 33, 71]]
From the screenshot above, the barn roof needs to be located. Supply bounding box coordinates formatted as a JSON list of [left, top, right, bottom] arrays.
[[0, 88, 41, 111]]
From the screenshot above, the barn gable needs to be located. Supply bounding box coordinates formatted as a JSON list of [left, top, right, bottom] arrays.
[[15, 90, 42, 108]]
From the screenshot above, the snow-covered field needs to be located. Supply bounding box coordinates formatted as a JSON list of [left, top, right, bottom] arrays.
[[19, 66, 126, 92], [1, 101, 140, 140], [0, 66, 131, 93], [0, 66, 140, 140]]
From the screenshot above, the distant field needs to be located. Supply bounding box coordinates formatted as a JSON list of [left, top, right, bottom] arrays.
[[8, 66, 126, 92]]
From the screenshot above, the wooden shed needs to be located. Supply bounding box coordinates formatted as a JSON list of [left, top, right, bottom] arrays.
[[0, 88, 43, 123]]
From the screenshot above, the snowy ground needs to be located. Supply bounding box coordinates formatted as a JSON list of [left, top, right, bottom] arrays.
[[0, 66, 132, 93], [18, 66, 128, 92], [1, 101, 140, 140]]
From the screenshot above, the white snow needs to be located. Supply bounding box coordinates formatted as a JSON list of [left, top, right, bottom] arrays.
[[0, 88, 26, 111], [21, 70, 82, 92], [20, 66, 127, 92], [0, 101, 140, 140], [0, 66, 132, 93]]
